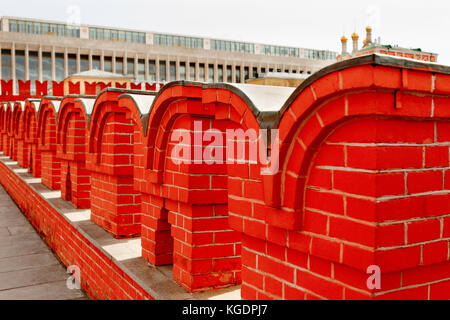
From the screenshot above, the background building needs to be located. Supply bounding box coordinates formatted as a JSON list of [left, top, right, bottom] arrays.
[[0, 16, 337, 92], [246, 72, 308, 87], [337, 26, 438, 62], [64, 69, 134, 94]]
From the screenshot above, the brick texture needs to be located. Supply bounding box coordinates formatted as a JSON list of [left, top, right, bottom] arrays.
[[37, 99, 62, 190], [1, 59, 450, 300], [56, 98, 93, 209], [86, 91, 142, 238]]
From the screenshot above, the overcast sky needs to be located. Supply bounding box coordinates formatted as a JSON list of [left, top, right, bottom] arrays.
[[1, 0, 449, 65]]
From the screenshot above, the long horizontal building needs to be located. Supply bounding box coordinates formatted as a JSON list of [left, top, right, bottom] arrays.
[[0, 16, 337, 88]]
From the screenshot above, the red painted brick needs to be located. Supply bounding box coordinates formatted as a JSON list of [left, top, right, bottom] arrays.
[[288, 232, 310, 253], [310, 237, 340, 263], [308, 168, 332, 189], [436, 122, 450, 143], [329, 217, 376, 247], [316, 97, 345, 127], [422, 240, 448, 266], [376, 119, 434, 144], [407, 219, 441, 244], [308, 255, 332, 277], [376, 172, 405, 197], [404, 69, 432, 92], [346, 197, 376, 222], [242, 266, 263, 290], [430, 280, 450, 300], [333, 170, 375, 197], [376, 146, 423, 170], [305, 189, 344, 215], [407, 170, 443, 194], [327, 118, 376, 143], [376, 223, 405, 247], [286, 248, 308, 268], [296, 269, 343, 300], [342, 244, 374, 270], [435, 74, 450, 94], [303, 210, 328, 235], [284, 284, 306, 300], [402, 260, 450, 287], [434, 97, 450, 117], [375, 246, 421, 273], [313, 144, 345, 167], [425, 146, 449, 168], [377, 196, 425, 222], [258, 255, 294, 283], [264, 276, 283, 298], [346, 146, 376, 169]]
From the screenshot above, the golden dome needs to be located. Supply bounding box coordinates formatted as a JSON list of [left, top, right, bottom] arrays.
[[351, 32, 359, 40], [366, 26, 372, 32], [341, 36, 348, 42]]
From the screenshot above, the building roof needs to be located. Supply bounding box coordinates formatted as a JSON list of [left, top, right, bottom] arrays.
[[255, 72, 310, 80], [66, 69, 134, 80]]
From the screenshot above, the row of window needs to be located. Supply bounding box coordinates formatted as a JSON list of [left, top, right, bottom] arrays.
[[89, 27, 146, 44], [261, 45, 299, 57], [138, 61, 273, 83], [210, 40, 255, 54], [3, 18, 336, 60], [8, 19, 80, 38], [208, 41, 336, 60], [304, 49, 336, 60], [0, 49, 312, 83], [0, 49, 109, 82], [153, 34, 203, 49]]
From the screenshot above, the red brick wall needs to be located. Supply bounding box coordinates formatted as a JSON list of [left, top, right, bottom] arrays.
[[86, 93, 142, 239], [2, 134, 11, 157], [0, 104, 4, 151], [90, 172, 141, 237], [0, 160, 153, 300], [29, 144, 41, 177], [56, 100, 92, 209], [89, 115, 141, 238], [16, 139, 29, 168], [231, 65, 450, 300], [137, 86, 254, 292], [3, 104, 13, 157], [38, 104, 61, 190], [23, 102, 41, 177], [10, 138, 18, 161], [1, 57, 450, 300], [238, 116, 450, 300], [60, 160, 91, 208]]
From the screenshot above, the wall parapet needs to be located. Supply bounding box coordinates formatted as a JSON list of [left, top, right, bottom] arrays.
[[0, 54, 450, 299], [0, 156, 238, 300]]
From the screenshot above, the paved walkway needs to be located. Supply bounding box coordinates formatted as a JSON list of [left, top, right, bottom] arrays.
[[0, 185, 87, 300]]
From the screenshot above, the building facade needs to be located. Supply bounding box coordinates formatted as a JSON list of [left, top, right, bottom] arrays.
[[0, 16, 337, 92]]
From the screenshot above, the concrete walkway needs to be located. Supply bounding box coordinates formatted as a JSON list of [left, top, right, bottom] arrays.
[[0, 185, 87, 300]]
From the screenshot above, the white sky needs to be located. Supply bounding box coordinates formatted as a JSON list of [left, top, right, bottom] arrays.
[[1, 0, 449, 65]]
